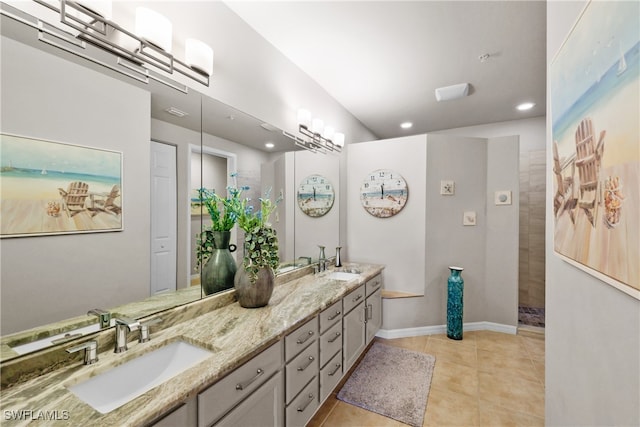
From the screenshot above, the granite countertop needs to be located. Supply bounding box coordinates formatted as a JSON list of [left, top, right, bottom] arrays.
[[0, 263, 383, 426]]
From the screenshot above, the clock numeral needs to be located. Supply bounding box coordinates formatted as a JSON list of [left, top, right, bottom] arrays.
[[370, 176, 375, 181], [379, 172, 384, 177], [326, 185, 330, 190], [364, 183, 369, 188]]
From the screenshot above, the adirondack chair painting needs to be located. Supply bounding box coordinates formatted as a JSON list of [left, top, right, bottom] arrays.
[[58, 181, 90, 218], [89, 184, 121, 216], [574, 118, 606, 227], [552, 140, 577, 223]]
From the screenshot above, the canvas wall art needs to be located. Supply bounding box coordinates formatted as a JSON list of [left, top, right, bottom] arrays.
[[0, 134, 123, 237], [550, 1, 639, 297]]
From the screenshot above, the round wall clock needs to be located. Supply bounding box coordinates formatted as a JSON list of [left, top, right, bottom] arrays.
[[297, 174, 335, 217], [360, 169, 408, 218]]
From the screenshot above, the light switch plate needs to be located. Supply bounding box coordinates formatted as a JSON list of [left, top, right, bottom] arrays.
[[440, 180, 455, 195], [494, 190, 512, 205], [463, 211, 476, 226]]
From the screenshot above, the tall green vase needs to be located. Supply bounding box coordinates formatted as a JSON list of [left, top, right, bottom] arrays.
[[446, 266, 464, 340], [201, 231, 237, 296]]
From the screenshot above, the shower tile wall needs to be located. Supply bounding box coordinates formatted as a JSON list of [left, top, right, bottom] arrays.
[[519, 150, 546, 308]]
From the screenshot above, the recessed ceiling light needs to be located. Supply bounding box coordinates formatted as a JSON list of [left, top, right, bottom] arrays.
[[516, 102, 535, 111], [400, 122, 413, 129], [265, 142, 275, 149]]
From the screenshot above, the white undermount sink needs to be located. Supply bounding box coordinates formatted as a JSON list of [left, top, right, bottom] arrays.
[[67, 340, 212, 414], [326, 271, 361, 281]]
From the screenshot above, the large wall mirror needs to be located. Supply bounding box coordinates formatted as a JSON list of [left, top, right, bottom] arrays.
[[0, 2, 340, 361]]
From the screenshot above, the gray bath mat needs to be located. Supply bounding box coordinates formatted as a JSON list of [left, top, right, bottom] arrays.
[[337, 342, 435, 427]]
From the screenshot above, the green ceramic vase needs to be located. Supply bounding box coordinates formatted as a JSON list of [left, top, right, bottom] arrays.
[[201, 231, 237, 296]]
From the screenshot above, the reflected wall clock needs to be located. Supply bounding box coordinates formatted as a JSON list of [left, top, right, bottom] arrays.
[[360, 169, 408, 218], [297, 174, 335, 217]]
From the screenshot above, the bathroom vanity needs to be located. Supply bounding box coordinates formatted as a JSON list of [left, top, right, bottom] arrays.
[[0, 263, 383, 427]]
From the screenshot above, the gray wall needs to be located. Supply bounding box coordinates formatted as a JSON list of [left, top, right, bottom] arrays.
[[1, 38, 151, 334], [546, 2, 640, 425], [347, 134, 519, 331]]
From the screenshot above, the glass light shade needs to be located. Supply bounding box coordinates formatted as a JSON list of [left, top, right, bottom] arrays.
[[297, 109, 311, 129], [311, 118, 324, 135], [75, 0, 112, 19], [185, 38, 214, 76], [136, 7, 172, 53], [333, 133, 345, 147], [323, 126, 335, 140]]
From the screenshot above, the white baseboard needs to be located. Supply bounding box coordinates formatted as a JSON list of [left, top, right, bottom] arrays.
[[377, 321, 517, 339]]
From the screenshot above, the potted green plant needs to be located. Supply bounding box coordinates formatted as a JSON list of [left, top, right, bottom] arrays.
[[232, 188, 282, 308], [196, 173, 248, 295]]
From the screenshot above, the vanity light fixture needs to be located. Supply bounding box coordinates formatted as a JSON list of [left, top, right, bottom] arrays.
[[283, 108, 345, 154], [25, 0, 214, 91], [516, 102, 535, 111]]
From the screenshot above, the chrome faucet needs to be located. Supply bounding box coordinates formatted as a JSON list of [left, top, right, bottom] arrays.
[[67, 340, 98, 365], [114, 317, 140, 353], [87, 308, 111, 329], [318, 245, 327, 272]]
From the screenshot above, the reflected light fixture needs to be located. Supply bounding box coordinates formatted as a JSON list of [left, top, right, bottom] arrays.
[[516, 102, 535, 111], [283, 108, 345, 154], [265, 142, 275, 149], [24, 0, 214, 91]]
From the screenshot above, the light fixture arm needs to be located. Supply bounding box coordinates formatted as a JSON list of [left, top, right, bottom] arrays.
[[31, 0, 211, 88]]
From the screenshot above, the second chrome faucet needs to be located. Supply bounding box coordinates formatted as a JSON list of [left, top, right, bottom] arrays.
[[114, 317, 140, 353]]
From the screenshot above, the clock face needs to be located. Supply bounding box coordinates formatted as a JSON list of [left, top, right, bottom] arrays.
[[360, 169, 408, 218], [297, 174, 335, 217]]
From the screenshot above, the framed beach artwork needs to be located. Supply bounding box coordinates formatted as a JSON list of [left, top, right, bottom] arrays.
[[0, 134, 123, 238], [550, 1, 639, 298]]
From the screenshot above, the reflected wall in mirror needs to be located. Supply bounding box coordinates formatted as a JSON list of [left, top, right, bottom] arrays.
[[0, 2, 337, 361]]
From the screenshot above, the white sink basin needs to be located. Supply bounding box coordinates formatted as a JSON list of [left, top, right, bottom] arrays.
[[326, 271, 361, 281], [67, 340, 212, 414], [11, 320, 116, 355]]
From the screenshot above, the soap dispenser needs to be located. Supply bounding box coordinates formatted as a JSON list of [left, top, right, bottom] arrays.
[[335, 246, 342, 267]]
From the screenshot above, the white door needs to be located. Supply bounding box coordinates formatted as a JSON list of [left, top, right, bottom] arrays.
[[150, 141, 177, 295]]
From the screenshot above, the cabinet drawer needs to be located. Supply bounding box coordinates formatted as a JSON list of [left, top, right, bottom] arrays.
[[320, 350, 343, 402], [365, 274, 383, 296], [285, 340, 319, 404], [198, 341, 283, 427], [319, 300, 342, 334], [319, 321, 342, 368], [285, 316, 318, 362], [343, 284, 365, 314], [285, 376, 319, 427]]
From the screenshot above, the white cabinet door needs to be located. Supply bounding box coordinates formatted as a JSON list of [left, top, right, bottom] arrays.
[[365, 288, 382, 344], [214, 371, 284, 427], [343, 302, 365, 372]]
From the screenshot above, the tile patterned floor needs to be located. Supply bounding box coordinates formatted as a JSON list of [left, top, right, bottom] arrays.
[[308, 331, 545, 427]]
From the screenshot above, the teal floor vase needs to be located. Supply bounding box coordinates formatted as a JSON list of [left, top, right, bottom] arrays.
[[446, 266, 464, 340]]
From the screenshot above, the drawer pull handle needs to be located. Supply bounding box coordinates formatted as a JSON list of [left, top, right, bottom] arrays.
[[235, 368, 264, 391], [297, 393, 315, 412], [367, 304, 373, 321], [328, 311, 341, 321], [328, 332, 341, 343], [353, 294, 363, 303], [296, 330, 314, 344], [297, 355, 315, 371], [329, 363, 342, 377]]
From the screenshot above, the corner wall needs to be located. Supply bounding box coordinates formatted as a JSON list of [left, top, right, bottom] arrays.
[[347, 134, 519, 331], [546, 1, 640, 425]]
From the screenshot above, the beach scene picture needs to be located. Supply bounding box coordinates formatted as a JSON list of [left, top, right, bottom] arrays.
[[1, 134, 123, 237], [360, 169, 408, 218], [550, 0, 639, 293]]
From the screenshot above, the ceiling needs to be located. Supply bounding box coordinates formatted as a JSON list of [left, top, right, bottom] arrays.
[[225, 1, 547, 140]]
